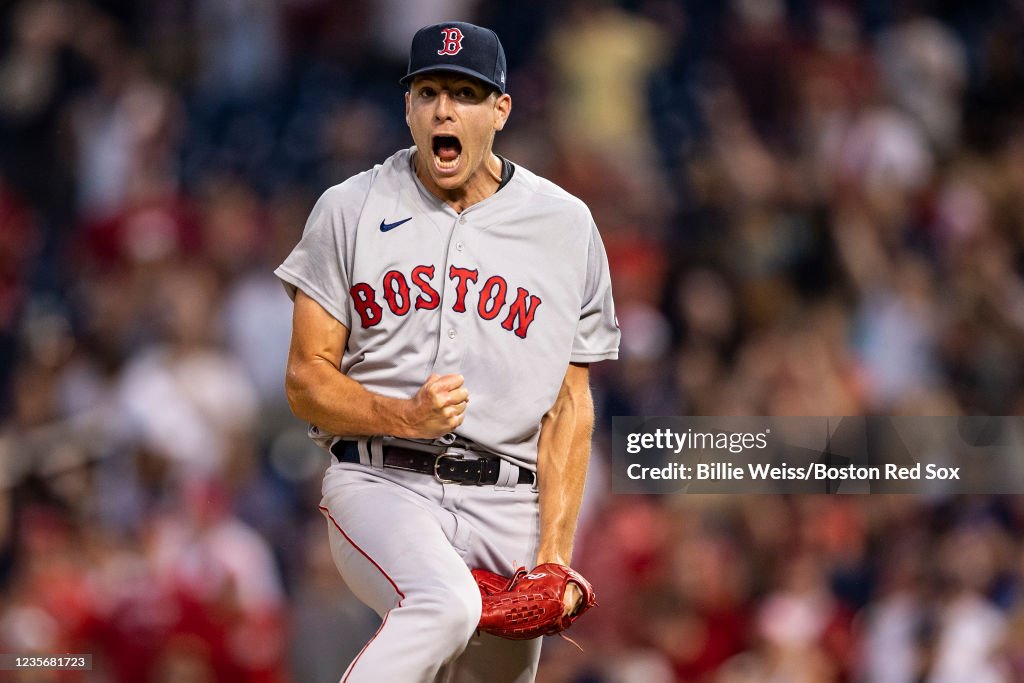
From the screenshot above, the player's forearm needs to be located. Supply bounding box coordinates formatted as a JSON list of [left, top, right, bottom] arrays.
[[535, 364, 594, 566], [286, 358, 415, 438]]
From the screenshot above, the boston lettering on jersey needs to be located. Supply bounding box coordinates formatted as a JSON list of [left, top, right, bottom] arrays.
[[350, 264, 542, 338]]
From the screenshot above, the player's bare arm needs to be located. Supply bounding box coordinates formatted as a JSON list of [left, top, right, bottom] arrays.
[[285, 289, 468, 439], [535, 361, 595, 616]]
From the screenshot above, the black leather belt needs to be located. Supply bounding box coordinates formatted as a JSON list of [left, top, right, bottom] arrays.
[[331, 441, 535, 486]]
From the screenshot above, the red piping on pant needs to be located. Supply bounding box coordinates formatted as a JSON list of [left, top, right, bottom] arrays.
[[320, 505, 406, 682], [342, 609, 391, 683]]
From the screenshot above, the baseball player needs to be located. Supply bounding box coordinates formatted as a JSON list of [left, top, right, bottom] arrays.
[[277, 21, 619, 682]]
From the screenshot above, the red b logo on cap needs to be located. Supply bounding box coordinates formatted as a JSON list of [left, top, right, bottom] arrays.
[[437, 27, 464, 55]]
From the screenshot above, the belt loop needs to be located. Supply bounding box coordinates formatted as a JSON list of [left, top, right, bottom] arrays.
[[355, 438, 372, 467], [495, 459, 518, 491], [368, 436, 385, 469]]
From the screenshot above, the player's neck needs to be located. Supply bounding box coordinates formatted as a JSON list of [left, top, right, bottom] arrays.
[[415, 152, 502, 214]]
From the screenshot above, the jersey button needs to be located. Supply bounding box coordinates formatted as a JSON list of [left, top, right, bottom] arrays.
[[456, 241, 464, 251], [459, 216, 466, 224], [447, 328, 457, 339]]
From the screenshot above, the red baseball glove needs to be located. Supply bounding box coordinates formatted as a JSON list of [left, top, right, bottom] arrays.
[[473, 563, 597, 640], [471, 566, 524, 597]]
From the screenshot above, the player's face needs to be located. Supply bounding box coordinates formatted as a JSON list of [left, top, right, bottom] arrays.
[[406, 74, 511, 197]]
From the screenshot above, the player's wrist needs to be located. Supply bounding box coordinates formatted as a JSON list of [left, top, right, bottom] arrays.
[[371, 394, 415, 438], [534, 550, 572, 567]]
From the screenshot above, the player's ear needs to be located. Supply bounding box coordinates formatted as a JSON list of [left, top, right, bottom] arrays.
[[493, 93, 511, 132], [405, 91, 411, 126]]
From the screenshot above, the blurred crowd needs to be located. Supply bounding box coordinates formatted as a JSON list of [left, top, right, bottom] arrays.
[[1, 0, 1024, 681]]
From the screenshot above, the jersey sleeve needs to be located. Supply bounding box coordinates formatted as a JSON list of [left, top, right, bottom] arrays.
[[274, 181, 361, 328], [570, 216, 620, 363]]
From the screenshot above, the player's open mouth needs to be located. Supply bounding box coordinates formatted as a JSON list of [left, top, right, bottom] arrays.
[[432, 135, 462, 172]]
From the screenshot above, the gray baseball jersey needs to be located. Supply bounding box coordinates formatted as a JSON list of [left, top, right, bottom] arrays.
[[275, 147, 619, 467]]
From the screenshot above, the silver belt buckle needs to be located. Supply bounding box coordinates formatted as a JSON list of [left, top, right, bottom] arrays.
[[433, 451, 464, 484]]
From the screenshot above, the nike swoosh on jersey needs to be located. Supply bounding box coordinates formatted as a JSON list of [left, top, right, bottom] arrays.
[[380, 217, 413, 232]]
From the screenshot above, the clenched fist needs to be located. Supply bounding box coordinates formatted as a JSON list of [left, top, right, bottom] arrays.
[[400, 373, 469, 438]]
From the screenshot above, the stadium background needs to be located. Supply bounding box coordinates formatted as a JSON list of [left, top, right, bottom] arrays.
[[2, 0, 1024, 680]]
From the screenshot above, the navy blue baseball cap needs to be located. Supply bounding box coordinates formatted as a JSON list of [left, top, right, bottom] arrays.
[[400, 22, 507, 93]]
